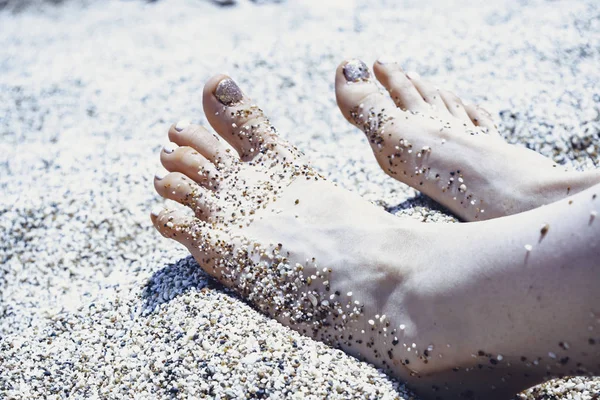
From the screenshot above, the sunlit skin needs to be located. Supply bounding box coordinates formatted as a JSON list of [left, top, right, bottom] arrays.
[[336, 59, 600, 222], [151, 68, 600, 400]]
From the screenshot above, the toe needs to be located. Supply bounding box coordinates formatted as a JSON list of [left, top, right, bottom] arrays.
[[154, 169, 222, 220], [160, 143, 221, 190], [439, 90, 473, 124], [403, 72, 449, 115], [465, 104, 499, 135], [150, 206, 198, 245], [372, 59, 429, 112], [203, 75, 295, 161], [151, 205, 236, 284], [168, 122, 236, 167], [335, 59, 399, 137]]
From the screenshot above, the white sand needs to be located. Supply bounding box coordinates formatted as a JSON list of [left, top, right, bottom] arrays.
[[1, 0, 599, 398]]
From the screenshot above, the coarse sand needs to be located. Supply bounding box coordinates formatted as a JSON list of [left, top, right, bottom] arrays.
[[1, 0, 599, 398]]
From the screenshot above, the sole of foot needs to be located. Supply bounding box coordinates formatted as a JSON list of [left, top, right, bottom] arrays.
[[335, 58, 600, 221]]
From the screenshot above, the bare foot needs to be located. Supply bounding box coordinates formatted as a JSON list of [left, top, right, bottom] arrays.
[[335, 59, 600, 221], [151, 75, 600, 400]]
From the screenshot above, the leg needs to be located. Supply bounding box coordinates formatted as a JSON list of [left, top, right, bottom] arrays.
[[402, 185, 600, 399], [335, 59, 600, 221], [151, 76, 599, 399]]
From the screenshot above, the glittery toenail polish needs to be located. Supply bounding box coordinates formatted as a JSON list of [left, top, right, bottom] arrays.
[[151, 205, 164, 217], [163, 142, 177, 154], [343, 59, 370, 82], [155, 167, 169, 180], [175, 120, 190, 132], [215, 78, 243, 106]]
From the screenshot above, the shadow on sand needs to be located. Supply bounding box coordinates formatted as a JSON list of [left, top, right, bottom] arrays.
[[385, 193, 457, 220], [141, 255, 225, 315]]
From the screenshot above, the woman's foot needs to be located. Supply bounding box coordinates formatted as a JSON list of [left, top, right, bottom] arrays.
[[151, 75, 600, 400], [335, 59, 600, 221]]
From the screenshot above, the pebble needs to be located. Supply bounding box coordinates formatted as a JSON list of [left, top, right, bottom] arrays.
[[242, 353, 262, 364]]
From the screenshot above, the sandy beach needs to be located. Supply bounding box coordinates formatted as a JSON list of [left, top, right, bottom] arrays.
[[1, 0, 599, 398]]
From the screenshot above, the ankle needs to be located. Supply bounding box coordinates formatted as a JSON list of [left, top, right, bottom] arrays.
[[518, 168, 598, 210]]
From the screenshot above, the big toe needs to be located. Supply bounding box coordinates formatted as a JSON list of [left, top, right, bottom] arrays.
[[335, 59, 399, 140], [203, 75, 297, 161]]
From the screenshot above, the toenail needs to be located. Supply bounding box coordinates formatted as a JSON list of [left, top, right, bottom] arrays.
[[343, 59, 370, 82], [155, 167, 170, 180], [376, 56, 394, 65], [215, 78, 243, 106], [151, 205, 164, 217], [175, 120, 190, 132], [406, 71, 420, 80], [163, 142, 178, 154]]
